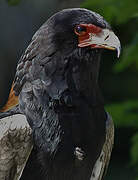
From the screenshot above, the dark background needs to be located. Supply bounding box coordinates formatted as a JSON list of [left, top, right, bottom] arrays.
[[0, 0, 138, 179]]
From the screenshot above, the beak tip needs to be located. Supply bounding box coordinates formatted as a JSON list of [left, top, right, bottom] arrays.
[[117, 46, 121, 58]]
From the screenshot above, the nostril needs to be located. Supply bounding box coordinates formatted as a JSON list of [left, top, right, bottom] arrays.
[[104, 35, 109, 40]]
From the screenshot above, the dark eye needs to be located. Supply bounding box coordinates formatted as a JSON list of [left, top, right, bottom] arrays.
[[74, 25, 87, 35]]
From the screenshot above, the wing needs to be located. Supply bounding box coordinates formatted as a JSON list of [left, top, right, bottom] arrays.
[[0, 20, 58, 180], [1, 19, 56, 113], [90, 113, 114, 180], [0, 113, 33, 180]]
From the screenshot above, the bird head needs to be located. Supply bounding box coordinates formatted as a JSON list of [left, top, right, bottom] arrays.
[[34, 8, 120, 98], [44, 8, 121, 58], [14, 8, 121, 96]]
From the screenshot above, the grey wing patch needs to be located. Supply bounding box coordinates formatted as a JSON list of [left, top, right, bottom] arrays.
[[0, 114, 33, 180], [90, 113, 114, 180]]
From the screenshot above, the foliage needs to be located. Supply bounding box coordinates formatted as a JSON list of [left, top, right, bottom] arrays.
[[131, 133, 138, 168], [106, 101, 138, 128], [6, 0, 21, 6], [114, 33, 138, 72], [82, 0, 138, 179], [81, 0, 138, 24], [106, 101, 138, 176]]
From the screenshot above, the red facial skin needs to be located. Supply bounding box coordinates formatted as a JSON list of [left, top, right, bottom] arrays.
[[74, 24, 102, 48]]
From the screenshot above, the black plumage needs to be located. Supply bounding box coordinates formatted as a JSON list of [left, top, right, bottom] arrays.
[[0, 8, 120, 180]]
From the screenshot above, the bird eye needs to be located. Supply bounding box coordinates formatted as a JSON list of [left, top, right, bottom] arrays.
[[74, 25, 87, 36]]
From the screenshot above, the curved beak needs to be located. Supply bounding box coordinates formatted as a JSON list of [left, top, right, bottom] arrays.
[[78, 29, 121, 58]]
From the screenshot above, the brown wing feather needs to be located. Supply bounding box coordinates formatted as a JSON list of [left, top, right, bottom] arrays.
[[0, 84, 19, 112]]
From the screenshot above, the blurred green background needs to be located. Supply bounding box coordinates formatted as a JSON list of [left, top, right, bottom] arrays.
[[0, 0, 138, 179]]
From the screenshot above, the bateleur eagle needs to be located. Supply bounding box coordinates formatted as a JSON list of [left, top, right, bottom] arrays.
[[0, 8, 120, 180]]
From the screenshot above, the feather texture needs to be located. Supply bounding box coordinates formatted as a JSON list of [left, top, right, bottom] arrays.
[[0, 114, 32, 180], [0, 8, 118, 180]]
